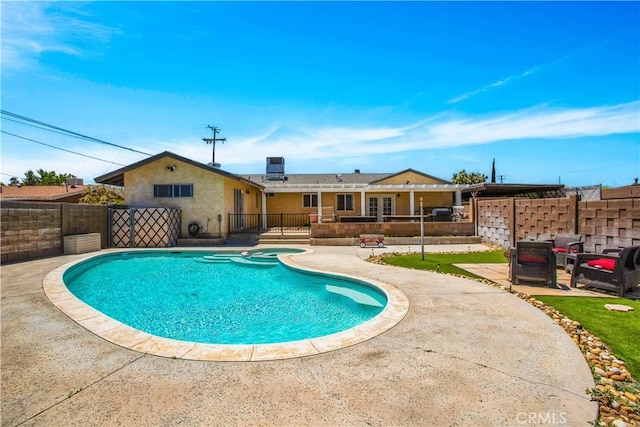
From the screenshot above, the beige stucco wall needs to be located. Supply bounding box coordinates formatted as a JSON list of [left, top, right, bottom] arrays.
[[413, 192, 455, 212], [266, 193, 311, 214], [124, 156, 262, 237], [265, 190, 452, 216]]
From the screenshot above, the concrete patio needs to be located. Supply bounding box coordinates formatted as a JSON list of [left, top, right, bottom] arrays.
[[457, 263, 616, 297], [1, 244, 597, 426]]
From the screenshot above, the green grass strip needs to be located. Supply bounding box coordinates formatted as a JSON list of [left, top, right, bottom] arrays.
[[535, 296, 640, 379], [381, 249, 507, 280]]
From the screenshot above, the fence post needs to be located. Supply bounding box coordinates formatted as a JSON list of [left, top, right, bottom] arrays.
[[107, 208, 113, 247], [569, 194, 579, 234], [280, 213, 284, 235], [510, 198, 516, 248], [129, 208, 135, 248]]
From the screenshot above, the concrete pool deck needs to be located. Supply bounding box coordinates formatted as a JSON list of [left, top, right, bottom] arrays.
[[1, 244, 597, 426]]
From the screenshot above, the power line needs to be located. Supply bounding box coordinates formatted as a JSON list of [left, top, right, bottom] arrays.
[[1, 172, 20, 178], [0, 110, 153, 156], [1, 116, 105, 142], [1, 131, 127, 167]]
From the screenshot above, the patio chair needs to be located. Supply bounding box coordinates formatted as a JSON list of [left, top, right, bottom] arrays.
[[565, 247, 622, 273], [540, 233, 584, 269], [571, 246, 640, 297], [320, 206, 336, 223], [509, 240, 557, 287]]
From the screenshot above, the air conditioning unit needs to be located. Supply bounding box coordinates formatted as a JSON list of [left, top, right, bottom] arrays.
[[266, 157, 285, 180]]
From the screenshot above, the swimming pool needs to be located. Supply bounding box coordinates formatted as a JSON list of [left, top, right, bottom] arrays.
[[44, 248, 409, 361], [63, 249, 386, 344]]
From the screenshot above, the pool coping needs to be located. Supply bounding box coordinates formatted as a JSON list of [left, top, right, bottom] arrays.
[[42, 248, 409, 361]]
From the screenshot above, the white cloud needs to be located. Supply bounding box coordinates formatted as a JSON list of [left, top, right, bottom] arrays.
[[1, 2, 120, 70], [3, 101, 636, 183], [447, 68, 537, 104], [153, 101, 640, 166]]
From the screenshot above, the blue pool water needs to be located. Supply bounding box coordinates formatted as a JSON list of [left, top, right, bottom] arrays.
[[63, 250, 387, 345]]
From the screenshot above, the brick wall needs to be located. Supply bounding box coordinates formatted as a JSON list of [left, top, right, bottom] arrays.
[[1, 201, 108, 263]]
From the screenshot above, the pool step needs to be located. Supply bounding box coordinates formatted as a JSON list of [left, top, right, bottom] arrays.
[[230, 257, 278, 267], [202, 254, 243, 260], [193, 258, 230, 264], [325, 285, 384, 307]]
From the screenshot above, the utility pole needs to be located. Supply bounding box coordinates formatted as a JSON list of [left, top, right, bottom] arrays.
[[498, 175, 506, 183], [202, 125, 226, 164]]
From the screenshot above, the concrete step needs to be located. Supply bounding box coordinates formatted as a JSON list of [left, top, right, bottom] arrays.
[[177, 238, 225, 246], [258, 238, 310, 245], [259, 233, 310, 239]]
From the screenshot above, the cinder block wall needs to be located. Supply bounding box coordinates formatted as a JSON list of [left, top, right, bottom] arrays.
[[514, 196, 578, 241], [476, 196, 639, 250], [1, 201, 108, 263], [579, 199, 640, 252], [61, 204, 109, 248], [310, 221, 474, 238], [475, 198, 513, 248], [1, 201, 63, 263]]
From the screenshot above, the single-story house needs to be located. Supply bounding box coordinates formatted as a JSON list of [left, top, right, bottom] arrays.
[[94, 151, 469, 238]]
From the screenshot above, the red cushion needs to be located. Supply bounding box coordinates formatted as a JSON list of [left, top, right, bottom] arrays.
[[586, 258, 617, 271], [518, 255, 548, 265], [554, 247, 579, 253]]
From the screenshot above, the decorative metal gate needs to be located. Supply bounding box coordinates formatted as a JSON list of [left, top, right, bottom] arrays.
[[109, 207, 181, 247]]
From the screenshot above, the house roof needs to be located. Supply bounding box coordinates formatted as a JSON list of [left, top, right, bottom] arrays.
[[244, 172, 392, 186], [370, 168, 450, 184], [242, 168, 457, 192], [95, 152, 465, 193], [0, 185, 87, 201], [94, 151, 264, 189]]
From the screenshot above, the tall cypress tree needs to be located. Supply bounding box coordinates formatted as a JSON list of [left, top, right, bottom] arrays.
[[491, 158, 496, 183]]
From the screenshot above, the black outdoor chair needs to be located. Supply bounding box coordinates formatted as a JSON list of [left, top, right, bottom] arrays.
[[541, 233, 584, 270], [571, 246, 640, 297], [509, 241, 557, 287]]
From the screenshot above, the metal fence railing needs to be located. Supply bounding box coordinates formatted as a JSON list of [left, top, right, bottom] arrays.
[[563, 184, 602, 201], [228, 213, 310, 234]]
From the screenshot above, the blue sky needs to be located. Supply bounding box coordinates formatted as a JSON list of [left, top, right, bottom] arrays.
[[1, 1, 639, 187]]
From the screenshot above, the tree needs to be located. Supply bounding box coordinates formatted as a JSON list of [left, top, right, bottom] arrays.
[[22, 170, 38, 185], [79, 185, 124, 205], [21, 169, 75, 186], [451, 169, 487, 184], [491, 158, 496, 183]]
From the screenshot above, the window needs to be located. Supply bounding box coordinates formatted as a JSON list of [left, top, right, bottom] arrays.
[[303, 193, 318, 208], [153, 184, 193, 198], [337, 193, 354, 211]]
